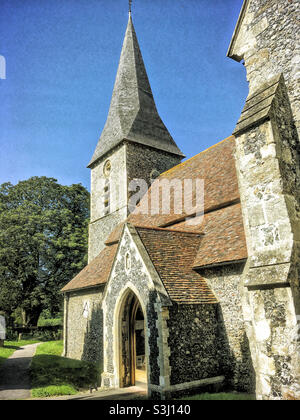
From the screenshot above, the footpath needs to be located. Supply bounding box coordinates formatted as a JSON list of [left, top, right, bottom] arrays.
[[0, 342, 41, 400], [0, 342, 147, 400]]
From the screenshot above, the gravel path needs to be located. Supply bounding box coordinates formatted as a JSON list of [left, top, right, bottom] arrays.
[[0, 342, 40, 400]]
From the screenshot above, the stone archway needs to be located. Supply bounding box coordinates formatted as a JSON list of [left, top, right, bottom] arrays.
[[117, 289, 147, 388]]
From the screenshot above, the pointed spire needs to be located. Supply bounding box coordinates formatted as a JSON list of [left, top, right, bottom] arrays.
[[88, 14, 184, 168]]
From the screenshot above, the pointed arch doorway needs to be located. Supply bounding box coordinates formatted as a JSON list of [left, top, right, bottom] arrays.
[[117, 289, 147, 388]]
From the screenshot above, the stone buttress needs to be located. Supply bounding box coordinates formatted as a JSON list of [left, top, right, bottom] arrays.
[[229, 0, 300, 399]]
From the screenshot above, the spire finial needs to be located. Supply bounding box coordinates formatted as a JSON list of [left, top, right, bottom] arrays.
[[129, 0, 132, 14]]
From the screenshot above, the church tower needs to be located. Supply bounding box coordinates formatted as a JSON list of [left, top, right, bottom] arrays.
[[88, 13, 184, 262]]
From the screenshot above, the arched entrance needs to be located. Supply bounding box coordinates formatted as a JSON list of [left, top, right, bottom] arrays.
[[118, 290, 147, 388]]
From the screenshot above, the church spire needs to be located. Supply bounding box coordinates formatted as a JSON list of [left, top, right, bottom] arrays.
[[88, 13, 184, 168]]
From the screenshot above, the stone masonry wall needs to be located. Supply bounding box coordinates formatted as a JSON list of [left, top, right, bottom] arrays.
[[230, 0, 300, 399], [126, 142, 181, 194], [88, 205, 127, 262], [203, 263, 255, 392], [234, 81, 300, 398], [101, 226, 164, 394], [167, 304, 221, 386], [64, 287, 104, 370], [247, 285, 299, 399], [232, 0, 300, 136], [89, 143, 127, 262], [234, 121, 300, 399], [88, 142, 181, 262], [90, 144, 126, 224]]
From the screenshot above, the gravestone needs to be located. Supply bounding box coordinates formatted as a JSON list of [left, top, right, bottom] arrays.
[[0, 315, 6, 347]]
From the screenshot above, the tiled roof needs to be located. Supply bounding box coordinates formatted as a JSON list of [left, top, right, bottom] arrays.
[[62, 136, 248, 299], [127, 136, 239, 228], [106, 135, 241, 240], [104, 136, 247, 274], [136, 227, 218, 305], [61, 243, 118, 292], [105, 222, 125, 245], [171, 203, 248, 268]]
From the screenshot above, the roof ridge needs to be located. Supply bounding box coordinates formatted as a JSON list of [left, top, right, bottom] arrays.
[[134, 224, 204, 235], [159, 198, 240, 229]]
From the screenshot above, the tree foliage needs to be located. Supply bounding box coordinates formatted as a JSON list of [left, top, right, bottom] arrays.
[[0, 177, 89, 326]]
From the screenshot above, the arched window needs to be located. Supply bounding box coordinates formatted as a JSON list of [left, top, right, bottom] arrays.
[[125, 252, 131, 273]]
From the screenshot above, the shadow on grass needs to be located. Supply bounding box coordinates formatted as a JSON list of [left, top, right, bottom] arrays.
[[1, 345, 20, 350], [0, 344, 23, 369], [31, 354, 99, 390]]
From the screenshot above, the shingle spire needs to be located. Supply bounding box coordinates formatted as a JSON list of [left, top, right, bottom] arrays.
[[88, 14, 184, 168]]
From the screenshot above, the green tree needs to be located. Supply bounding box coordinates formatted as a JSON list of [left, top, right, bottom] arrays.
[[0, 177, 89, 326]]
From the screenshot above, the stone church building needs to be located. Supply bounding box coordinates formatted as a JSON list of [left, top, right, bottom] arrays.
[[61, 0, 300, 400]]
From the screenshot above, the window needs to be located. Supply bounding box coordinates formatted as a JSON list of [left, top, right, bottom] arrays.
[[125, 252, 131, 273], [103, 178, 110, 214]]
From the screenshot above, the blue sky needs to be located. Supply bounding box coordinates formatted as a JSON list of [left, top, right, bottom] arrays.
[[0, 0, 247, 190]]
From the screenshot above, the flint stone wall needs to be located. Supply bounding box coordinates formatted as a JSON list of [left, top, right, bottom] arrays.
[[89, 143, 127, 262], [233, 17, 300, 397], [202, 263, 256, 392], [232, 0, 300, 136], [102, 228, 161, 389], [126, 142, 181, 189], [234, 113, 300, 398], [88, 142, 181, 262], [167, 304, 220, 386], [88, 206, 127, 262], [64, 287, 104, 368]]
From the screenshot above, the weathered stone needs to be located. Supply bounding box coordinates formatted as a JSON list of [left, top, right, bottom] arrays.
[[62, 1, 300, 402], [230, 0, 300, 400], [228, 0, 300, 137], [63, 288, 104, 367]]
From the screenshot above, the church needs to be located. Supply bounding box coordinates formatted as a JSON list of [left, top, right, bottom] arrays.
[[61, 0, 300, 400]]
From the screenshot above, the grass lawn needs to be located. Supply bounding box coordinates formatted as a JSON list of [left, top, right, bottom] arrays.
[[0, 340, 40, 368], [181, 392, 256, 400], [30, 340, 100, 398]]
